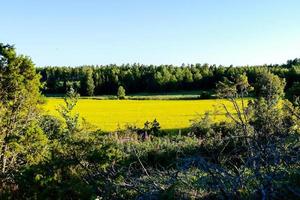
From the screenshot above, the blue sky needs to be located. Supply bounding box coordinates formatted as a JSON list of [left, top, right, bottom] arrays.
[[1, 0, 300, 66]]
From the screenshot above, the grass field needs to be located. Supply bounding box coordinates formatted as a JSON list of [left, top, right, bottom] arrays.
[[43, 98, 236, 131], [45, 90, 214, 100]]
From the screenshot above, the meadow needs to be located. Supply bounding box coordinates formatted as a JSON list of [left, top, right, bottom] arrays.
[[43, 98, 235, 131]]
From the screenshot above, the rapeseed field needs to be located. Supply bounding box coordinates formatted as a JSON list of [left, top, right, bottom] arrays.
[[44, 98, 237, 131]]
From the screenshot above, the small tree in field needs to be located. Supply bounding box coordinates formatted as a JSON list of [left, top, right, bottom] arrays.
[[117, 86, 126, 99]]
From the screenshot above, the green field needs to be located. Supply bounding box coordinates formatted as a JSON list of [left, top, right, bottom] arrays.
[[44, 98, 234, 131], [45, 90, 211, 100]]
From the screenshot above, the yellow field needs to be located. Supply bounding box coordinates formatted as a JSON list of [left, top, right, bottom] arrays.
[[43, 98, 235, 131]]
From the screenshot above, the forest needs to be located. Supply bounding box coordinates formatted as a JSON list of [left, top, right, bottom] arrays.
[[38, 60, 300, 98], [0, 43, 300, 200]]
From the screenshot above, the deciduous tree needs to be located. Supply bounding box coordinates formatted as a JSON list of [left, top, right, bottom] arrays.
[[117, 85, 126, 99]]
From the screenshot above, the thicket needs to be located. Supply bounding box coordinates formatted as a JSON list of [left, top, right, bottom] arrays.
[[1, 43, 299, 199]]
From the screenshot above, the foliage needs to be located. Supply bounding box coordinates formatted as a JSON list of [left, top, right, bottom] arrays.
[[38, 60, 300, 97], [80, 68, 95, 96], [254, 70, 286, 105], [17, 88, 126, 199], [0, 43, 49, 196], [143, 119, 161, 137], [117, 85, 126, 99], [178, 73, 300, 199], [288, 81, 300, 100]]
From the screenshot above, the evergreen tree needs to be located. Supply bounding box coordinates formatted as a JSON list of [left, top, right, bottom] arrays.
[[0, 43, 48, 192]]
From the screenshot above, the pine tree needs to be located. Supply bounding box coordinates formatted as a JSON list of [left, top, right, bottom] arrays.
[[0, 43, 48, 190]]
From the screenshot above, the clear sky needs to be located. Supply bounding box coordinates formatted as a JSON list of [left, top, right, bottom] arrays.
[[1, 0, 300, 66]]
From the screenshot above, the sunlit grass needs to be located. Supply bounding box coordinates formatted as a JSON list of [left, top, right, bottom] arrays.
[[43, 98, 240, 131]]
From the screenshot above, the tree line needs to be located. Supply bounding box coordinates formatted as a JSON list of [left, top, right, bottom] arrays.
[[38, 60, 300, 97]]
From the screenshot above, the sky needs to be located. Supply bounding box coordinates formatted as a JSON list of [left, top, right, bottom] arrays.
[[1, 0, 300, 67]]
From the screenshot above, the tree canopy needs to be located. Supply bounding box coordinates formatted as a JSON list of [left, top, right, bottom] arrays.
[[38, 60, 300, 97]]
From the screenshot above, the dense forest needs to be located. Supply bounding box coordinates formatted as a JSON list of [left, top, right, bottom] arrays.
[[38, 60, 300, 97], [1, 43, 300, 199]]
